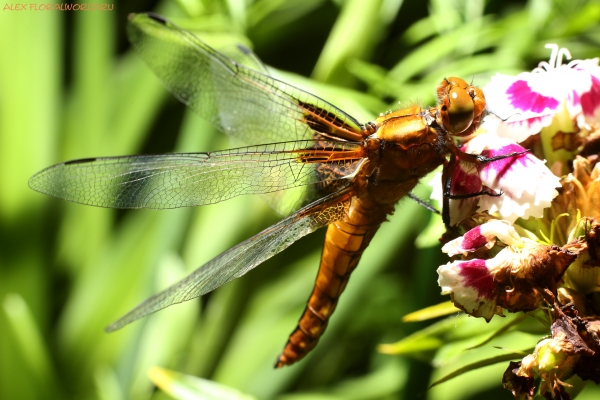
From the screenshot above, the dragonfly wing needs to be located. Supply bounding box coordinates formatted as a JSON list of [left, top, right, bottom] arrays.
[[28, 141, 363, 209], [105, 187, 353, 331], [127, 13, 365, 145], [220, 44, 270, 75]]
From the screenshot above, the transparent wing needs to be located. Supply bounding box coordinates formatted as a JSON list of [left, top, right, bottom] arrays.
[[220, 44, 270, 75], [106, 188, 353, 331], [127, 13, 366, 145], [29, 140, 363, 209]]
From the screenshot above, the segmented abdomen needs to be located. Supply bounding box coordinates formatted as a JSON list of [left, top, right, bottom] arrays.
[[274, 198, 389, 367]]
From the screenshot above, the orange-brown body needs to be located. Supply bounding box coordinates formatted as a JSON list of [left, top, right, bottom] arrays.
[[276, 78, 486, 366], [275, 105, 451, 367]]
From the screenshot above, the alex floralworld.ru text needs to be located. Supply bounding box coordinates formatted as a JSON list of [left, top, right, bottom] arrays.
[[3, 3, 114, 11]]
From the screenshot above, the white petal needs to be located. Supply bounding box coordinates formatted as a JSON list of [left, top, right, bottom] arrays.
[[437, 259, 498, 320], [464, 134, 560, 222], [483, 63, 598, 141]]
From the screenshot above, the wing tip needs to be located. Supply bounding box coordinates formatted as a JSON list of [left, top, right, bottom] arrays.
[[127, 12, 169, 26], [104, 324, 118, 333], [28, 168, 57, 193], [145, 12, 169, 25], [28, 173, 42, 192], [28, 158, 97, 192]]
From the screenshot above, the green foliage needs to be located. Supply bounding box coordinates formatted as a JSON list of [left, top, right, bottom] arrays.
[[1, 0, 600, 399]]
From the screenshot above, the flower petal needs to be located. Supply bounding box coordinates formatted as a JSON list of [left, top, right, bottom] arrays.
[[450, 160, 482, 225], [465, 134, 561, 222], [581, 74, 600, 122], [437, 259, 499, 320], [484, 74, 560, 142], [428, 166, 480, 226], [442, 220, 521, 256], [483, 56, 600, 141], [506, 78, 559, 113]]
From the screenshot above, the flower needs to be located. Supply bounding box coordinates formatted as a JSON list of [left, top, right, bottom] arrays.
[[427, 47, 598, 226], [484, 44, 600, 143], [430, 133, 561, 225], [504, 337, 577, 400], [466, 134, 561, 223], [441, 219, 520, 256], [437, 258, 503, 320], [437, 219, 599, 397], [554, 156, 600, 232], [437, 221, 577, 321], [503, 303, 600, 400], [426, 44, 600, 400], [548, 157, 600, 294]]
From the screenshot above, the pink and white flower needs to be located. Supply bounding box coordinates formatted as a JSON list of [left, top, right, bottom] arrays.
[[430, 44, 600, 225], [484, 44, 600, 142], [438, 258, 502, 320], [438, 221, 523, 320], [464, 134, 560, 222], [441, 219, 520, 256], [426, 45, 600, 398], [430, 133, 561, 225], [437, 221, 572, 321]]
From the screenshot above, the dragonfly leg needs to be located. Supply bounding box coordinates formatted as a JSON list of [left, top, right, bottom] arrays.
[[444, 137, 529, 165], [440, 150, 504, 226], [407, 192, 440, 215]]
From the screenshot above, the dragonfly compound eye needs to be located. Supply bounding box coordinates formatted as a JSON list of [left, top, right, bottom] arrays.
[[445, 85, 475, 135]]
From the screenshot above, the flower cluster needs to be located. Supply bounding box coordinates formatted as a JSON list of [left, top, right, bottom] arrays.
[[433, 44, 600, 399]]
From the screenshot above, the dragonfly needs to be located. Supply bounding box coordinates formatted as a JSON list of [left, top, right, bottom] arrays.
[[29, 12, 512, 368]]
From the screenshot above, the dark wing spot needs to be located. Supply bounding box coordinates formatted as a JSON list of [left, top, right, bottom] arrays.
[[237, 45, 252, 55], [64, 157, 99, 165], [145, 12, 168, 24]]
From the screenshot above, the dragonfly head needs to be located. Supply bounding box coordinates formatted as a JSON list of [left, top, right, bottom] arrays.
[[437, 77, 486, 137]]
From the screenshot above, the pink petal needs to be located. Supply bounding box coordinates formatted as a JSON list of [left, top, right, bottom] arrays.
[[483, 75, 560, 141], [446, 160, 481, 225], [438, 258, 499, 320], [461, 133, 560, 222], [581, 74, 600, 120], [461, 226, 489, 251], [442, 220, 522, 256], [478, 143, 529, 184], [506, 80, 559, 113], [457, 259, 496, 300]]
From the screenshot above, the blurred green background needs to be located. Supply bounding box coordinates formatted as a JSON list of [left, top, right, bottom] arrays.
[[1, 0, 600, 399]]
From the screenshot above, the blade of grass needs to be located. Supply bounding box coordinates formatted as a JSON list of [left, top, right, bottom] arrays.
[[430, 351, 530, 388], [312, 0, 403, 86], [3, 294, 65, 399]]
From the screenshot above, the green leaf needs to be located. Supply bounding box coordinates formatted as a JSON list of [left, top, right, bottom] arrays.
[[402, 301, 460, 322], [312, 0, 402, 86], [149, 367, 257, 400], [3, 294, 65, 399], [430, 351, 530, 388]]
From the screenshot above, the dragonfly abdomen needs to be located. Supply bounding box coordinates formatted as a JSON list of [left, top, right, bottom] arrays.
[[275, 198, 390, 367]]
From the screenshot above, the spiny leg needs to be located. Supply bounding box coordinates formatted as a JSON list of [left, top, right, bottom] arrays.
[[440, 141, 527, 225]]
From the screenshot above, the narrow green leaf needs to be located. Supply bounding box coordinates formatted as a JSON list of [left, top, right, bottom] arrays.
[[0, 10, 61, 220], [312, 0, 402, 86], [429, 351, 531, 388], [3, 294, 65, 399], [402, 301, 460, 322], [149, 367, 257, 400], [379, 335, 444, 355], [466, 314, 528, 350]]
